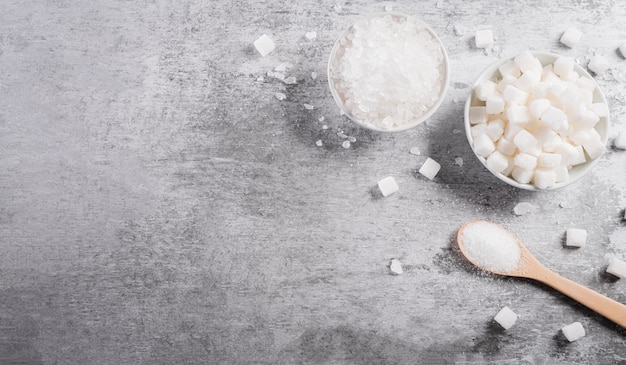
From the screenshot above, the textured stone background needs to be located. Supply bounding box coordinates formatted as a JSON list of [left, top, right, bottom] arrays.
[[1, 0, 626, 364]]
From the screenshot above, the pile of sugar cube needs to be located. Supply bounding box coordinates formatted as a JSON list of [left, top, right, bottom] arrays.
[[469, 50, 608, 189]]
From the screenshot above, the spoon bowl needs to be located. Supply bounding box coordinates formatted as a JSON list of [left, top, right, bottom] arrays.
[[457, 220, 626, 329]]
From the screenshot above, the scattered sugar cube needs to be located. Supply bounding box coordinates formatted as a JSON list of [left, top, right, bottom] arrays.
[[561, 322, 585, 342], [566, 228, 587, 247], [588, 55, 610, 74], [615, 132, 626, 149], [607, 257, 626, 278], [315, 140, 323, 147], [560, 28, 582, 48], [486, 151, 509, 173], [419, 158, 441, 180], [389, 259, 403, 275], [475, 29, 494, 49], [473, 133, 496, 157], [305, 31, 317, 40], [494, 306, 518, 330], [469, 106, 488, 124], [254, 34, 275, 57], [378, 176, 399, 197]]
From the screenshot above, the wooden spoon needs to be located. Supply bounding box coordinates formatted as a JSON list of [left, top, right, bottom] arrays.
[[457, 220, 626, 329]]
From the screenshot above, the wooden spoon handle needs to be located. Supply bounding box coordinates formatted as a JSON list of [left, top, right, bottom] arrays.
[[537, 268, 626, 328]]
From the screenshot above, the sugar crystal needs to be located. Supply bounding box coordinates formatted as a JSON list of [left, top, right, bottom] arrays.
[[460, 221, 521, 273]]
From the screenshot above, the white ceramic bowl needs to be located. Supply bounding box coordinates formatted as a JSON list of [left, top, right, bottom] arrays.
[[327, 12, 450, 132], [464, 51, 609, 190]]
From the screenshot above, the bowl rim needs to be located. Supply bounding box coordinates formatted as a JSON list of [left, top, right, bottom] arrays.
[[464, 50, 610, 191], [327, 11, 450, 133]]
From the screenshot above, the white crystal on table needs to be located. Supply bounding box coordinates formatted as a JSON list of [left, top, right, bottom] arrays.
[[566, 228, 587, 247], [274, 92, 286, 101], [378, 176, 399, 197], [315, 140, 323, 147], [607, 257, 626, 278], [615, 132, 626, 149], [303, 103, 314, 110], [389, 259, 403, 275], [561, 322, 585, 342], [494, 306, 518, 330], [475, 29, 494, 49], [560, 28, 582, 48], [419, 157, 441, 180], [254, 34, 275, 57], [305, 31, 317, 40], [588, 55, 610, 74], [513, 202, 538, 215]]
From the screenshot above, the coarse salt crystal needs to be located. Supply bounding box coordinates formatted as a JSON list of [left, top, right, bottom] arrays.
[[311, 72, 318, 80], [315, 140, 323, 147], [305, 31, 317, 40], [274, 92, 286, 101], [330, 14, 446, 130], [342, 140, 351, 149], [460, 221, 521, 273], [303, 103, 315, 110], [283, 76, 297, 84], [409, 147, 421, 156]]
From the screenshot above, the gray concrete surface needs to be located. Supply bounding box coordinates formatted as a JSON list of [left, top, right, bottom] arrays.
[[1, 0, 626, 364]]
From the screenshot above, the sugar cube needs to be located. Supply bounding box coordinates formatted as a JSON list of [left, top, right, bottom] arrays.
[[513, 129, 538, 152], [541, 106, 567, 131], [533, 169, 557, 189], [475, 80, 497, 101], [588, 55, 610, 74], [486, 94, 505, 114], [556, 142, 578, 166], [475, 29, 494, 49], [615, 131, 626, 149], [470, 123, 488, 139], [512, 167, 534, 184], [514, 152, 538, 170], [576, 76, 596, 91], [498, 60, 521, 78], [529, 99, 551, 119], [469, 106, 487, 125], [561, 322, 585, 342], [533, 126, 557, 146], [305, 31, 317, 40], [497, 138, 517, 156], [514, 50, 542, 73], [591, 103, 609, 118], [419, 157, 441, 180], [486, 119, 505, 141], [507, 105, 530, 124], [569, 130, 591, 145], [569, 145, 587, 166], [378, 176, 399, 197], [566, 228, 587, 247], [389, 259, 403, 275], [553, 56, 576, 78], [254, 34, 275, 57], [555, 165, 569, 183], [538, 153, 561, 168], [494, 306, 518, 330], [560, 28, 582, 48], [473, 133, 496, 157], [582, 133, 605, 160], [607, 257, 626, 278], [503, 85, 529, 105], [515, 69, 541, 91], [486, 151, 509, 173]]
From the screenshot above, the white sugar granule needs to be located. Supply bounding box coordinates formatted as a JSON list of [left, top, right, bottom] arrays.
[[461, 221, 521, 273], [330, 14, 445, 130]]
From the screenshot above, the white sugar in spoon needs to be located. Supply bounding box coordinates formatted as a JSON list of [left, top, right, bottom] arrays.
[[457, 220, 626, 329]]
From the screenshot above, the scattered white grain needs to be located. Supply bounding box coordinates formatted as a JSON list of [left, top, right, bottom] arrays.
[[616, 132, 626, 149], [305, 31, 317, 40], [318, 116, 325, 122], [341, 140, 351, 149], [304, 103, 315, 110], [588, 55, 610, 75], [311, 71, 318, 80], [454, 24, 467, 36], [560, 28, 582, 48], [348, 136, 356, 143], [409, 147, 421, 156], [389, 259, 403, 275], [419, 157, 441, 180], [283, 76, 297, 84], [274, 92, 286, 100], [315, 140, 323, 147], [455, 157, 464, 166]]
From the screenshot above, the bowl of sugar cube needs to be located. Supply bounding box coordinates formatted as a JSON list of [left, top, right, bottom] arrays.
[[465, 50, 609, 190], [327, 12, 450, 132]]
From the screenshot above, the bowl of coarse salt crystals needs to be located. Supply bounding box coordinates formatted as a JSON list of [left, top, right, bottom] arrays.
[[328, 12, 450, 132], [465, 50, 609, 190]]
